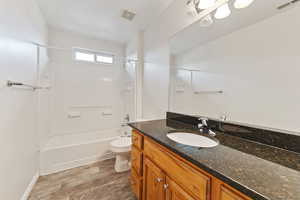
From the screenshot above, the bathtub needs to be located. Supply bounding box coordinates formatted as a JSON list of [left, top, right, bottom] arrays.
[[40, 129, 121, 175]]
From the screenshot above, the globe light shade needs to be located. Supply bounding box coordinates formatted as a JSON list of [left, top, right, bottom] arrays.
[[234, 0, 254, 9], [214, 3, 231, 19], [198, 0, 216, 9]]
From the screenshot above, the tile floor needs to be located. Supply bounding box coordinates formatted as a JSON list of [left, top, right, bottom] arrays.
[[28, 159, 136, 200]]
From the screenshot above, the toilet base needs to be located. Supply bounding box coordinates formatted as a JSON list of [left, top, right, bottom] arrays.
[[114, 152, 130, 173]]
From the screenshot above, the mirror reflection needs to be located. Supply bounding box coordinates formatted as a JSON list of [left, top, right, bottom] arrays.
[[169, 0, 300, 132]]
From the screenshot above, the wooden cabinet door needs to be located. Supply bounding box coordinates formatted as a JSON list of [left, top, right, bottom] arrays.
[[143, 158, 165, 200], [131, 146, 143, 176], [166, 177, 197, 200], [131, 169, 142, 200], [144, 139, 211, 200], [132, 130, 143, 149]]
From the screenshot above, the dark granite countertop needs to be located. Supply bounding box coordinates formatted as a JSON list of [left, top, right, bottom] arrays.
[[129, 119, 300, 200]]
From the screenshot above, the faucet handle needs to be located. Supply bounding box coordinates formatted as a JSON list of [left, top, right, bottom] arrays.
[[198, 117, 208, 126], [220, 114, 227, 121]]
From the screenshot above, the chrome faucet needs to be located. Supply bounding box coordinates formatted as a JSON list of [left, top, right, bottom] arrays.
[[198, 117, 208, 130], [198, 117, 216, 137]]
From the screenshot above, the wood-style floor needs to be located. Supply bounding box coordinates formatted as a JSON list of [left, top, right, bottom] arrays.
[[29, 159, 136, 200]]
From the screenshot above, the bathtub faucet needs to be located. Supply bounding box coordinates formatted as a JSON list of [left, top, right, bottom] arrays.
[[124, 114, 130, 122]]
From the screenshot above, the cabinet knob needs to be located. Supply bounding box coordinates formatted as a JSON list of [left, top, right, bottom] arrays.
[[163, 184, 169, 190], [156, 178, 163, 182]]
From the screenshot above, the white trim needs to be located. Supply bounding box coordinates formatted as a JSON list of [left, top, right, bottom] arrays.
[[42, 136, 118, 151], [40, 152, 115, 176], [49, 128, 120, 137], [20, 172, 39, 200], [136, 31, 144, 119]]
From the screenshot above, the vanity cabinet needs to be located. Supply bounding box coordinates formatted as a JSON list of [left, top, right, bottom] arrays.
[[132, 130, 143, 149], [131, 168, 143, 199], [213, 180, 252, 200], [220, 186, 248, 200], [166, 177, 198, 200], [143, 158, 165, 200], [131, 130, 144, 199], [131, 130, 252, 200], [144, 139, 210, 200], [131, 146, 143, 176], [143, 157, 197, 200]]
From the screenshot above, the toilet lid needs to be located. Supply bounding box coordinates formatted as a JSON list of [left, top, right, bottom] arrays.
[[111, 137, 132, 148]]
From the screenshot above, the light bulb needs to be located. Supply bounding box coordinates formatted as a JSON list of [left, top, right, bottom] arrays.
[[234, 0, 254, 9], [199, 14, 214, 27], [214, 3, 231, 19], [198, 0, 216, 9]]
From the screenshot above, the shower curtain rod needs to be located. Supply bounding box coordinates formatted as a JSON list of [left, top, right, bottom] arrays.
[[18, 40, 71, 51], [37, 44, 71, 51], [21, 40, 139, 63]]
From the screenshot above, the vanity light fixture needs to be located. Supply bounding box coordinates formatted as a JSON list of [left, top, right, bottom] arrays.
[[214, 3, 231, 19], [199, 14, 214, 27], [198, 0, 216, 9], [187, 0, 255, 26], [234, 0, 254, 9]]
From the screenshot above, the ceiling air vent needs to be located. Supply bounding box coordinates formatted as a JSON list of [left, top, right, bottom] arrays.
[[121, 10, 136, 21], [277, 0, 300, 10]]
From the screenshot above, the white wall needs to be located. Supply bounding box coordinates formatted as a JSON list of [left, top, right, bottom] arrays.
[[40, 28, 125, 173], [126, 32, 144, 120], [172, 5, 300, 134], [0, 0, 47, 199], [48, 28, 125, 137], [142, 0, 207, 119], [37, 45, 51, 150]]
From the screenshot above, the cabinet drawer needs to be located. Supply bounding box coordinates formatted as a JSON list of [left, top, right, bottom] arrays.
[[131, 146, 143, 176], [220, 185, 251, 200], [131, 169, 142, 200], [132, 130, 143, 149], [144, 139, 211, 200], [166, 176, 198, 200]]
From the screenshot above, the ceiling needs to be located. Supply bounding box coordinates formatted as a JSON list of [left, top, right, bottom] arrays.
[[170, 0, 297, 55], [36, 0, 174, 44]]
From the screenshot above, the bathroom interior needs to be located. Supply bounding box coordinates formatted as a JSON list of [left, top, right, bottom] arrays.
[[1, 0, 299, 200]]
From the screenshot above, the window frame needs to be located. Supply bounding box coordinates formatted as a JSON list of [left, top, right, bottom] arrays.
[[96, 52, 115, 64], [73, 48, 115, 65], [74, 49, 95, 63]]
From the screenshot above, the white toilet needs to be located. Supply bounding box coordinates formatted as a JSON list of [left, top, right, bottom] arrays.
[[110, 137, 132, 172]]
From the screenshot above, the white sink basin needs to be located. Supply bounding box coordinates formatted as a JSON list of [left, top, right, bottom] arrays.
[[167, 132, 219, 148]]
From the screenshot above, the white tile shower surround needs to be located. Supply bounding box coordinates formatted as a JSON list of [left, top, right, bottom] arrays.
[[37, 28, 136, 176]]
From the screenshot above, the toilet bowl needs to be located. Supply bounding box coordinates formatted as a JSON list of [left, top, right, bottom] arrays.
[[110, 137, 132, 172]]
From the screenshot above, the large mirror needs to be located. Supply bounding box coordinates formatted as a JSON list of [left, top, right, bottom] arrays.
[[169, 0, 300, 133]]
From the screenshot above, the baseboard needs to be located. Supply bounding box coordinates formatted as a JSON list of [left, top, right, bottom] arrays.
[[20, 172, 39, 200], [40, 152, 115, 176]]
